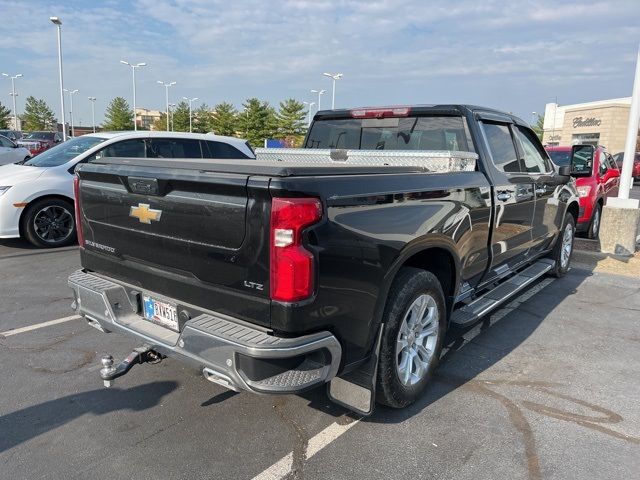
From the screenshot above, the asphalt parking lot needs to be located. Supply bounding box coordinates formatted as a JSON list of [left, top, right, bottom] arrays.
[[1, 212, 640, 479]]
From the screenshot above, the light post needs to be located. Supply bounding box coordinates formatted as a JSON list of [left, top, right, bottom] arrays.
[[1, 73, 22, 130], [183, 96, 199, 132], [311, 89, 326, 111], [50, 16, 66, 140], [88, 96, 96, 133], [63, 88, 78, 136], [322, 72, 342, 109], [168, 103, 177, 131], [531, 111, 537, 125], [120, 61, 146, 130], [303, 101, 315, 127], [157, 81, 176, 131]]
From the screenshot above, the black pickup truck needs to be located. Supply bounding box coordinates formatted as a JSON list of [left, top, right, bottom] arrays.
[[69, 105, 580, 415]]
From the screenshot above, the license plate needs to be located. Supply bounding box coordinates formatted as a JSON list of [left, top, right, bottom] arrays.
[[143, 295, 179, 331]]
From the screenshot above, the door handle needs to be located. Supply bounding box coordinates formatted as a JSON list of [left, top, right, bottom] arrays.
[[497, 192, 512, 201]]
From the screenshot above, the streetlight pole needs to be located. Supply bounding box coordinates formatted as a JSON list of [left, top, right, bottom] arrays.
[[531, 111, 537, 125], [157, 81, 176, 131], [322, 72, 342, 109], [63, 88, 78, 136], [50, 17, 66, 140], [311, 89, 326, 111], [1, 73, 22, 130], [168, 103, 176, 131], [120, 60, 146, 130], [303, 101, 315, 127], [88, 97, 96, 133], [183, 96, 199, 132]]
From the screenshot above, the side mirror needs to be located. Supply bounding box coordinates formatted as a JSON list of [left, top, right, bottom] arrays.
[[570, 144, 594, 177], [558, 165, 571, 176]]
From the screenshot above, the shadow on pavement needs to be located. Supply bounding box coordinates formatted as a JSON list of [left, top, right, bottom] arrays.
[[0, 381, 178, 453], [366, 267, 593, 424]]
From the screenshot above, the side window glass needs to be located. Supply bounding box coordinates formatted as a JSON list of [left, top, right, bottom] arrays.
[[86, 139, 146, 162], [0, 136, 12, 147], [514, 127, 548, 174], [148, 138, 202, 158], [481, 122, 521, 173], [598, 151, 608, 176], [203, 140, 249, 159]]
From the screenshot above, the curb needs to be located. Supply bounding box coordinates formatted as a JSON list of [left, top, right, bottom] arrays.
[[572, 248, 640, 277]]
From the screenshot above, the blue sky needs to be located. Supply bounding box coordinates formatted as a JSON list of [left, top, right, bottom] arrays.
[[1, 0, 639, 127]]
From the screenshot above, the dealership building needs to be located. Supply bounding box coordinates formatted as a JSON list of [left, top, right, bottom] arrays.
[[542, 97, 636, 153]]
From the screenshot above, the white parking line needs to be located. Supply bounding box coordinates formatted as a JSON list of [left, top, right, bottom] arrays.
[[252, 418, 361, 480], [1, 315, 82, 337]]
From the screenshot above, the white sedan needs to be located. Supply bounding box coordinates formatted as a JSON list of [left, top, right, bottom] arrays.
[[0, 134, 31, 165], [0, 131, 254, 247]]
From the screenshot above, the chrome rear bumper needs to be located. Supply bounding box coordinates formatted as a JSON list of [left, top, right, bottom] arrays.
[[68, 270, 341, 394]]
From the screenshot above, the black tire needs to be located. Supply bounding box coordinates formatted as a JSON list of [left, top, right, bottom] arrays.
[[22, 198, 76, 248], [587, 202, 602, 239], [549, 214, 576, 278], [376, 268, 447, 408]]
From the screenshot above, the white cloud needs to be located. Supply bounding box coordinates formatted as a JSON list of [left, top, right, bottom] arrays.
[[0, 0, 638, 125]]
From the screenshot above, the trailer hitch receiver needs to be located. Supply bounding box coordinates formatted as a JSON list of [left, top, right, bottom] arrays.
[[99, 345, 163, 387]]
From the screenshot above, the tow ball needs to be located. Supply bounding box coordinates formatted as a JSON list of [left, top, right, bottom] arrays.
[[99, 345, 163, 387]]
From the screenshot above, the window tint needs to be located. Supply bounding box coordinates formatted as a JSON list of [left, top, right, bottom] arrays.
[[514, 127, 549, 173], [305, 116, 475, 152], [99, 139, 146, 158], [202, 140, 249, 159], [482, 123, 520, 173], [147, 138, 202, 158]]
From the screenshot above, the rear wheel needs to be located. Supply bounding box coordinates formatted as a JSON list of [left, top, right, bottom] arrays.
[[22, 198, 76, 248], [549, 214, 575, 277], [376, 268, 447, 408], [587, 203, 602, 239]]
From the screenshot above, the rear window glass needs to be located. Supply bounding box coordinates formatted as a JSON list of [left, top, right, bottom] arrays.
[[305, 116, 475, 152]]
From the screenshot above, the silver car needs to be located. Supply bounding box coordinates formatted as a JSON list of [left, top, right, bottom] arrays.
[[0, 134, 31, 165]]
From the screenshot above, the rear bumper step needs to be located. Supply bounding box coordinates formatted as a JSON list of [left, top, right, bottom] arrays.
[[68, 270, 341, 394]]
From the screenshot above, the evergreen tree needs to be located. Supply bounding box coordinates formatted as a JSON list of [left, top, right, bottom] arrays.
[[237, 98, 276, 147], [171, 101, 191, 132], [211, 102, 238, 136], [193, 103, 214, 133], [102, 97, 134, 131], [532, 114, 544, 140], [152, 112, 169, 131], [0, 101, 11, 129], [22, 96, 57, 131], [276, 98, 306, 137]]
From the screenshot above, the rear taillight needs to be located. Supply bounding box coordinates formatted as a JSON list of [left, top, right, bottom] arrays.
[[73, 175, 85, 248], [270, 197, 322, 302], [350, 106, 411, 118]]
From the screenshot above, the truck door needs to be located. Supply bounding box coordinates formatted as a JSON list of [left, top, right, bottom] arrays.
[[512, 125, 561, 252], [479, 120, 536, 281]]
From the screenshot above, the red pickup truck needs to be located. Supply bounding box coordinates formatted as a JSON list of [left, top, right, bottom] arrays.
[[546, 145, 619, 238]]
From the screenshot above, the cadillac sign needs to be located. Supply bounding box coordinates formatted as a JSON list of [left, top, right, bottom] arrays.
[[572, 116, 602, 128]]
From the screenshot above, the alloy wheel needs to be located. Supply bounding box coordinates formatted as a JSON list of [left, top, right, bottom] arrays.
[[395, 293, 439, 386], [560, 222, 574, 269], [33, 205, 74, 244]]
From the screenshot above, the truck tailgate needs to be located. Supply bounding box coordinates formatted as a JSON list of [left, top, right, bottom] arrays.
[[76, 162, 271, 327]]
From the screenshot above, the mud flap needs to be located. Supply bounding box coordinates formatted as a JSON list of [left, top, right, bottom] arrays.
[[327, 324, 383, 416]]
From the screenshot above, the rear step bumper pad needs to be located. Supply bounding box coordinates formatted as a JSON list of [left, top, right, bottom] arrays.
[[68, 270, 341, 394]]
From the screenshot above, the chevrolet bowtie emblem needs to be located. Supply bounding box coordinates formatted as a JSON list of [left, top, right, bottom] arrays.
[[129, 203, 162, 224]]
